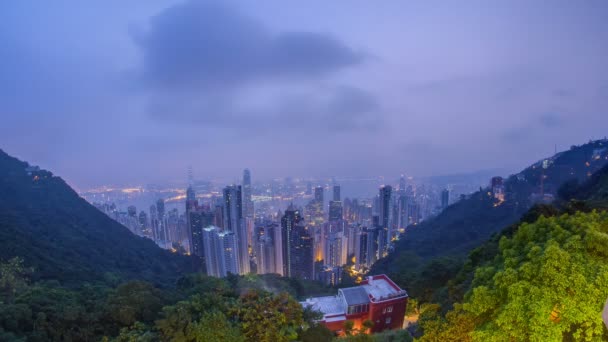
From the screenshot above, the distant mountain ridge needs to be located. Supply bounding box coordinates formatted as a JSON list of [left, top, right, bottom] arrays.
[[371, 139, 608, 290], [0, 149, 198, 285]]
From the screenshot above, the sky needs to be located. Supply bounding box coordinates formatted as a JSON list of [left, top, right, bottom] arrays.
[[1, 0, 608, 188]]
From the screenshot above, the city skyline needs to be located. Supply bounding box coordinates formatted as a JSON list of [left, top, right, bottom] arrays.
[[2, 0, 608, 188]]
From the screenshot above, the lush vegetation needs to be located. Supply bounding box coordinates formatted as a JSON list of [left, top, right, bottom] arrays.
[[0, 263, 339, 341], [0, 149, 199, 286], [418, 211, 608, 341], [371, 140, 608, 304]]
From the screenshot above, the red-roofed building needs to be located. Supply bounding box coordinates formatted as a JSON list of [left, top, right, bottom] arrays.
[[301, 274, 408, 334]]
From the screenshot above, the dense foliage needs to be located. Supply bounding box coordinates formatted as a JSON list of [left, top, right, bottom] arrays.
[[371, 140, 608, 303], [418, 212, 608, 341], [0, 266, 339, 341], [0, 149, 199, 286]]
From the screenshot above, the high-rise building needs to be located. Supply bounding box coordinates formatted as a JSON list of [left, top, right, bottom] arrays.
[[138, 211, 150, 238], [441, 189, 450, 210], [156, 199, 167, 241], [325, 231, 346, 268], [333, 185, 341, 201], [328, 200, 343, 221], [406, 202, 420, 225], [202, 226, 239, 278], [291, 225, 314, 280], [149, 204, 158, 241], [280, 206, 302, 277], [281, 205, 313, 279], [223, 185, 250, 274], [189, 209, 214, 258], [314, 186, 324, 206], [399, 174, 407, 194], [378, 185, 393, 249], [127, 205, 137, 218], [242, 169, 254, 219], [253, 224, 278, 275]]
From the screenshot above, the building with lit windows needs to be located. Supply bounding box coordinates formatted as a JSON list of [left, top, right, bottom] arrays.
[[301, 274, 408, 334]]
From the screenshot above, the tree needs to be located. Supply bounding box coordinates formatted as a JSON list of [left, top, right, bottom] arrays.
[[0, 257, 31, 304], [421, 212, 608, 341], [105, 281, 164, 328], [230, 290, 304, 342], [186, 311, 244, 342]]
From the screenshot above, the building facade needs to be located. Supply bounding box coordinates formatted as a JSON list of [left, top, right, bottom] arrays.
[[301, 274, 408, 335]]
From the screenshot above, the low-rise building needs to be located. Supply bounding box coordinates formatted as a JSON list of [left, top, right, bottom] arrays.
[[301, 274, 408, 334]]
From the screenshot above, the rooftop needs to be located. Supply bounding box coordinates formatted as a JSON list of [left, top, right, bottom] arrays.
[[361, 275, 404, 301], [301, 296, 344, 316], [340, 286, 370, 306]]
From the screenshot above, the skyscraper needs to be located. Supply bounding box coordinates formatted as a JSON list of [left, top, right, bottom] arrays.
[[291, 225, 314, 280], [156, 199, 167, 242], [242, 169, 254, 219], [333, 185, 341, 201], [314, 186, 324, 206], [127, 205, 137, 218], [328, 200, 343, 221], [138, 211, 149, 237], [378, 185, 393, 249], [441, 188, 450, 210], [223, 185, 250, 274], [203, 226, 239, 278], [189, 209, 214, 258], [253, 224, 278, 275], [280, 205, 302, 277]]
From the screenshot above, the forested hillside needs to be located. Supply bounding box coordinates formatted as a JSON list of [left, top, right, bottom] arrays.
[[0, 149, 198, 286], [371, 140, 608, 302]]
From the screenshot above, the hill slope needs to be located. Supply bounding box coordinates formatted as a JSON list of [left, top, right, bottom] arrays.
[[371, 139, 608, 295], [0, 149, 198, 285]]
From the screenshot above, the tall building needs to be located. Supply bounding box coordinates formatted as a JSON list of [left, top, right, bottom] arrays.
[[188, 209, 214, 258], [325, 231, 346, 268], [333, 185, 341, 201], [242, 169, 254, 219], [378, 185, 393, 249], [290, 225, 314, 280], [156, 199, 167, 242], [328, 200, 343, 221], [138, 211, 149, 237], [441, 189, 450, 210], [314, 186, 324, 206], [127, 205, 137, 218], [253, 224, 278, 275], [223, 185, 250, 274], [203, 226, 239, 277], [149, 204, 158, 241], [280, 205, 313, 278]]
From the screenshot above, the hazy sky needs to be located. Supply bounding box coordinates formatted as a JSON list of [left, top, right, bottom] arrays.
[[2, 0, 607, 188]]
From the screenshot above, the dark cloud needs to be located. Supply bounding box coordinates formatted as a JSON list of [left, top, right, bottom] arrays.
[[147, 85, 383, 137], [538, 112, 563, 128], [135, 1, 363, 88]]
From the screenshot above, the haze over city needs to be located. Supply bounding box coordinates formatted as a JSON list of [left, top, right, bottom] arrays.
[[2, 0, 608, 188]]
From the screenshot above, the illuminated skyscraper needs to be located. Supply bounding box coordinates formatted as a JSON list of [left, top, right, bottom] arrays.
[[333, 185, 341, 201], [156, 199, 167, 242], [223, 185, 250, 274], [328, 200, 343, 221], [203, 226, 239, 278], [280, 205, 313, 278], [314, 186, 324, 206], [242, 169, 254, 219], [378, 185, 393, 249]]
